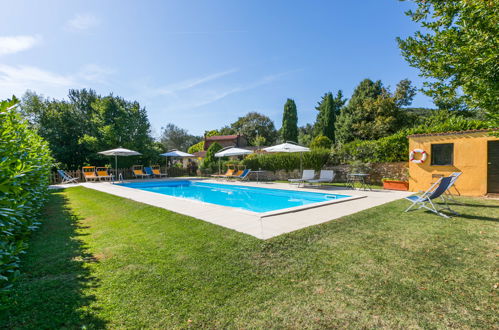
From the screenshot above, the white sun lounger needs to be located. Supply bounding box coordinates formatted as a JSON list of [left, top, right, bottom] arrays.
[[307, 170, 335, 186], [289, 170, 315, 187]]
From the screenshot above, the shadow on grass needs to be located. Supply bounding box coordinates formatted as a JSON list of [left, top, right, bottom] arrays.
[[0, 191, 107, 328]]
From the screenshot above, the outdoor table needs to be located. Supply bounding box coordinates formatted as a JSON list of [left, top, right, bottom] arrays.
[[346, 173, 372, 190], [251, 170, 266, 183]]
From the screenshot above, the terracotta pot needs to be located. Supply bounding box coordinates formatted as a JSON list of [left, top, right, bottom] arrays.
[[383, 180, 409, 191]]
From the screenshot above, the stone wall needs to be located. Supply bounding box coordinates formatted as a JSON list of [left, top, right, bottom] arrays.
[[248, 162, 408, 184]]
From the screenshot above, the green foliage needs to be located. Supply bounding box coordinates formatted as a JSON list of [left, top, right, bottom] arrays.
[[187, 141, 204, 154], [314, 91, 346, 142], [20, 89, 157, 169], [332, 111, 491, 164], [0, 98, 52, 291], [251, 135, 266, 147], [160, 123, 200, 152], [201, 142, 222, 172], [281, 99, 298, 143], [397, 0, 499, 115], [231, 112, 277, 146], [335, 79, 415, 144], [298, 123, 314, 147], [243, 149, 330, 171], [310, 135, 333, 150]]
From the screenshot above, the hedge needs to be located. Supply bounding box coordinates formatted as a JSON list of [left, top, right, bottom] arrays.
[[331, 115, 491, 164], [242, 148, 331, 171], [0, 99, 52, 291]]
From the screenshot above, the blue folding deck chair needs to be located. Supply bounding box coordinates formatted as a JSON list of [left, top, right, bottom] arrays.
[[444, 172, 463, 203], [404, 176, 457, 218], [231, 169, 251, 181], [57, 169, 79, 184]]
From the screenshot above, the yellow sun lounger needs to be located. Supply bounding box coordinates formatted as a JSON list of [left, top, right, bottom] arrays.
[[96, 167, 113, 181], [212, 169, 234, 178], [82, 166, 99, 182]]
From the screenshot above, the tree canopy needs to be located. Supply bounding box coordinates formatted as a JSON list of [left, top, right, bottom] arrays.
[[397, 0, 499, 116], [21, 89, 158, 169], [230, 112, 277, 146], [160, 123, 200, 152], [335, 79, 416, 144]]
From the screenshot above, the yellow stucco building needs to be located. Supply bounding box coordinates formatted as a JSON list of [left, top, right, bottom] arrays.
[[408, 129, 499, 196]]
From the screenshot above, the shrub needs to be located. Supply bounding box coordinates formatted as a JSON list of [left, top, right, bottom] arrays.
[[310, 135, 332, 149], [187, 141, 204, 154], [0, 98, 52, 291], [200, 142, 222, 172]]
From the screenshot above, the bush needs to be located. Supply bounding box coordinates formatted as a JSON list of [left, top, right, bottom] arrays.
[[0, 98, 52, 291], [187, 141, 204, 154], [243, 149, 330, 171], [200, 142, 222, 173], [310, 135, 332, 149]]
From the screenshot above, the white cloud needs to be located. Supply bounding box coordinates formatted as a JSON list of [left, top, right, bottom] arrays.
[[78, 64, 114, 84], [66, 14, 100, 31], [154, 70, 293, 112], [154, 69, 238, 95], [0, 35, 41, 56], [0, 64, 112, 99]]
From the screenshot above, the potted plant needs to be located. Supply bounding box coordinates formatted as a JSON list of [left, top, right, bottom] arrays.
[[382, 178, 409, 191]]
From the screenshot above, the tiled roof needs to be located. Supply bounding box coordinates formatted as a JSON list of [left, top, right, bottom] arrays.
[[407, 129, 497, 138], [192, 151, 207, 157], [205, 135, 239, 141]]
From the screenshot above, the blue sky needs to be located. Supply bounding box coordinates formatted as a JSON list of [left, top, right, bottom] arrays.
[[0, 0, 431, 136]]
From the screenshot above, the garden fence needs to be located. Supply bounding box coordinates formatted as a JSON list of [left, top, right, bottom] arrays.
[[50, 167, 189, 184]]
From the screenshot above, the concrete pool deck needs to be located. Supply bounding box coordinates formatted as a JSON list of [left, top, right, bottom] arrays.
[[51, 179, 412, 239]]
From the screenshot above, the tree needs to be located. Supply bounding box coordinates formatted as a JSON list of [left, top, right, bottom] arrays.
[[252, 135, 266, 147], [397, 0, 499, 116], [281, 99, 298, 142], [230, 112, 277, 145], [394, 79, 417, 107], [201, 142, 222, 171], [160, 123, 200, 151], [310, 135, 333, 149], [335, 79, 412, 144], [314, 91, 346, 143], [298, 123, 314, 147], [20, 89, 157, 169]]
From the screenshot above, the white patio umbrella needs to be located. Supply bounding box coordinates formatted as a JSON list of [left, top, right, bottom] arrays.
[[214, 147, 253, 174], [98, 147, 141, 180], [160, 149, 195, 169], [263, 142, 310, 172], [215, 147, 252, 158]]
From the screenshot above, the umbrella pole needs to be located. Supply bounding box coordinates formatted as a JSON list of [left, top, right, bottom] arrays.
[[219, 158, 221, 175], [115, 155, 118, 182], [300, 152, 303, 173]]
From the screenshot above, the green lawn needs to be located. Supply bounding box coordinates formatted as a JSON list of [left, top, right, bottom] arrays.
[[1, 187, 497, 328]]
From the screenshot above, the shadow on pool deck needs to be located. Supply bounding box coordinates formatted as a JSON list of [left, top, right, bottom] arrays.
[[0, 192, 107, 328]]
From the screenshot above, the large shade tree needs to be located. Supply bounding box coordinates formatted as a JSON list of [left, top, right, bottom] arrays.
[[230, 112, 277, 146], [397, 0, 498, 118], [335, 79, 416, 144], [160, 123, 200, 152], [21, 89, 158, 169]]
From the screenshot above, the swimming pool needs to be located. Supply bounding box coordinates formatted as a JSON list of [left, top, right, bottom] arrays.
[[117, 180, 351, 213]]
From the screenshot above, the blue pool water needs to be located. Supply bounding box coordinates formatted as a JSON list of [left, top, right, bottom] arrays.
[[117, 180, 350, 213]]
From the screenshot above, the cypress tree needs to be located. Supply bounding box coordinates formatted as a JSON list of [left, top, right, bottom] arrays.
[[314, 91, 346, 143], [281, 98, 298, 142]]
